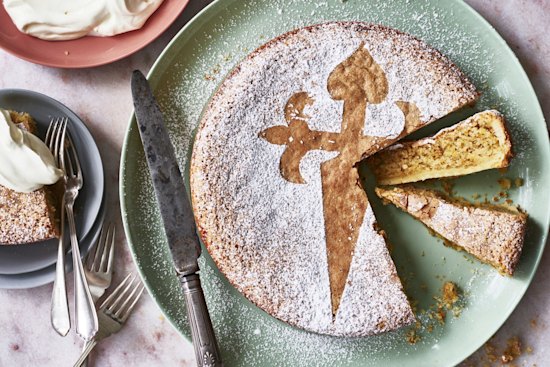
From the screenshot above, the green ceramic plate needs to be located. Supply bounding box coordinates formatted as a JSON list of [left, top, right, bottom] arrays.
[[120, 0, 550, 366]]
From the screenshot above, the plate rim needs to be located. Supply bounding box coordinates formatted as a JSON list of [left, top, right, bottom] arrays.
[[0, 0, 190, 69], [120, 0, 550, 365]]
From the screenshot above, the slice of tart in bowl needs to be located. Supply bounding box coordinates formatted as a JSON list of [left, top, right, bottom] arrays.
[[376, 186, 527, 275], [367, 110, 513, 185], [0, 110, 63, 245]]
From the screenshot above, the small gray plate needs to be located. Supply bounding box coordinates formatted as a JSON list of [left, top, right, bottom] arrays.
[[0, 89, 104, 275]]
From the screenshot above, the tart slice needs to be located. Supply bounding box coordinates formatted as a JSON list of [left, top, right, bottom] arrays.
[[0, 111, 61, 245], [376, 186, 527, 275], [367, 110, 513, 185]]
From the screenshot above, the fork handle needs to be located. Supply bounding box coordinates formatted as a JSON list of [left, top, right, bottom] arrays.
[[67, 203, 98, 341], [51, 202, 71, 336], [73, 339, 97, 367], [180, 273, 223, 367]]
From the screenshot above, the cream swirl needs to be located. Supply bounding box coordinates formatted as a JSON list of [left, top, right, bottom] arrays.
[[0, 109, 63, 193], [3, 0, 164, 41]]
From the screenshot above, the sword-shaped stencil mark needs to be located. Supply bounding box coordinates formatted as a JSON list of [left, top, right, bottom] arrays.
[[260, 43, 421, 315]]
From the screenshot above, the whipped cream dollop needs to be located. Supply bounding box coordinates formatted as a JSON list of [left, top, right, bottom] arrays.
[[0, 109, 63, 193], [3, 0, 164, 41]]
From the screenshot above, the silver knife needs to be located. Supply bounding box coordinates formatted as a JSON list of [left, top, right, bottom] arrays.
[[131, 70, 223, 367]]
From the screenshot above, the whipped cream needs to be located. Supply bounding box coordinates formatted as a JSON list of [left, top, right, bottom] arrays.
[[3, 0, 164, 41], [0, 109, 63, 193]]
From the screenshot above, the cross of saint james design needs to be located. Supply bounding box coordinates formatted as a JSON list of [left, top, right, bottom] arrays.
[[260, 43, 422, 315]]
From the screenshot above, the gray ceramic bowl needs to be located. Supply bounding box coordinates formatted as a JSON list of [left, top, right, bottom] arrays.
[[0, 89, 104, 276]]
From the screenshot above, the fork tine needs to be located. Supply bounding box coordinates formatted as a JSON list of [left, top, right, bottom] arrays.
[[109, 277, 143, 319], [86, 224, 104, 271], [57, 119, 68, 172], [45, 118, 56, 149], [49, 119, 58, 164], [102, 223, 115, 273], [100, 273, 134, 310], [55, 118, 67, 169], [115, 279, 145, 322], [90, 224, 108, 272], [46, 118, 61, 160], [113, 277, 141, 318], [66, 130, 82, 179], [106, 274, 137, 313], [66, 145, 76, 177]]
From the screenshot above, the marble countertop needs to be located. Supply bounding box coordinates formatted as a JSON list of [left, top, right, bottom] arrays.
[[0, 1, 548, 366]]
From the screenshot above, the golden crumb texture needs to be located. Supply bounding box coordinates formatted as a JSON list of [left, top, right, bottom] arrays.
[[368, 110, 513, 185]]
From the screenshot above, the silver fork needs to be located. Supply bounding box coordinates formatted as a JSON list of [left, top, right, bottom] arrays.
[[47, 117, 71, 337], [60, 123, 98, 341], [81, 222, 115, 367], [73, 273, 145, 367], [85, 222, 116, 303]]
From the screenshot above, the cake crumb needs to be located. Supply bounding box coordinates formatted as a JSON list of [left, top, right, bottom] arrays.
[[406, 328, 420, 344], [434, 307, 446, 325], [441, 179, 455, 196], [484, 340, 498, 362], [514, 178, 524, 188], [408, 281, 465, 343], [441, 281, 459, 307], [436, 281, 463, 320], [501, 336, 521, 364], [498, 178, 512, 190], [204, 64, 222, 81]]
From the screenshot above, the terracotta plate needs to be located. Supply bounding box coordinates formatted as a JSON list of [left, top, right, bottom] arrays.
[[0, 0, 189, 68]]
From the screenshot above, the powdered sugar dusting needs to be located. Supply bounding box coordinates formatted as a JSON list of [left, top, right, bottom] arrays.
[[120, 0, 537, 364], [191, 22, 475, 336], [335, 206, 414, 334], [364, 101, 406, 137]]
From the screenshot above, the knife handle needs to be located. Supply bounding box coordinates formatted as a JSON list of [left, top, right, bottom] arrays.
[[180, 273, 223, 367]]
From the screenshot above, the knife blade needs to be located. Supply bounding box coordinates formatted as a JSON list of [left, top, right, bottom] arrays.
[[131, 70, 200, 276], [131, 70, 223, 367]]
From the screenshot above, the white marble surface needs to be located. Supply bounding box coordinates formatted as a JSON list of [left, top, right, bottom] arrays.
[[0, 1, 548, 366]]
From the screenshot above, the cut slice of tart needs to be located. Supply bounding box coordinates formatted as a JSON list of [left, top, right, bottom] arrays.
[[0, 111, 61, 245], [376, 186, 527, 275], [367, 110, 513, 185]]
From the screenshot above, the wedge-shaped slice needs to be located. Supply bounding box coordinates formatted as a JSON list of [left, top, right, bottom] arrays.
[[376, 186, 527, 275], [368, 110, 512, 185]]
